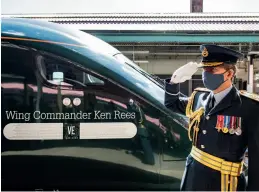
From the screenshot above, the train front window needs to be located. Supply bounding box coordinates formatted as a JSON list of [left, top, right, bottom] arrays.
[[114, 54, 164, 88]]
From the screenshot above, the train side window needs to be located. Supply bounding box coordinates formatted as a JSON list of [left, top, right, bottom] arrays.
[[36, 53, 104, 89], [1, 43, 36, 82], [33, 52, 110, 124], [1, 42, 37, 126]]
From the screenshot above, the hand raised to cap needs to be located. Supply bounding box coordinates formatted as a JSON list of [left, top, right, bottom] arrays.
[[170, 61, 199, 84]]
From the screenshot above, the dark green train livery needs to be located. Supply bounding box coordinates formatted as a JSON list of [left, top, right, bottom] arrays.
[[1, 18, 191, 191]]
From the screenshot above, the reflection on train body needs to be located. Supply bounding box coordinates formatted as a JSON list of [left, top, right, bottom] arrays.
[[1, 19, 190, 191], [1, 43, 187, 190]]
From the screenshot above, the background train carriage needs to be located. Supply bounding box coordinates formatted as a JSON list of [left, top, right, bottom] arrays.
[[1, 17, 191, 191]]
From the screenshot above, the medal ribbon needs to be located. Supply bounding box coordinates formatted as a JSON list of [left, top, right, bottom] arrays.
[[224, 116, 228, 128], [216, 115, 224, 132], [223, 116, 229, 133], [231, 116, 235, 129], [236, 117, 239, 130]]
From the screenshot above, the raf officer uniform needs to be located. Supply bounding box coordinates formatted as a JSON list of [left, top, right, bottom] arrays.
[[164, 45, 259, 191]]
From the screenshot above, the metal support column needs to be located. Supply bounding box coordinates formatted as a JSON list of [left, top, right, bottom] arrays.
[[247, 55, 254, 93]]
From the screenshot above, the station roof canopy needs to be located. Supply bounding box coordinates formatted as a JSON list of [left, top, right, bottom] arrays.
[[2, 12, 259, 43]]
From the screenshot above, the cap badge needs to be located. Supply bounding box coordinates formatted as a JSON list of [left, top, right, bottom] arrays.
[[202, 47, 209, 57]]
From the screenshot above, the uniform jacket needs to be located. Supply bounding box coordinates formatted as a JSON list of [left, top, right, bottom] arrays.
[[164, 78, 259, 191]]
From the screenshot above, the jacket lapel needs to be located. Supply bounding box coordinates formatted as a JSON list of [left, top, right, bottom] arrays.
[[195, 91, 213, 115], [208, 86, 241, 116]]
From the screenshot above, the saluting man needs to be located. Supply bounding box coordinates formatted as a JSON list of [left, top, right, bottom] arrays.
[[164, 44, 259, 191]]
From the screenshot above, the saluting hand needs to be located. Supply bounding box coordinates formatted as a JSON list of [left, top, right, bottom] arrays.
[[170, 61, 198, 84]]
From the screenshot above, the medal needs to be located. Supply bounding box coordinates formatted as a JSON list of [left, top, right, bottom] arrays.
[[229, 128, 235, 134], [222, 116, 229, 134], [235, 127, 242, 135], [222, 127, 229, 133], [229, 129, 235, 134], [235, 117, 242, 135]]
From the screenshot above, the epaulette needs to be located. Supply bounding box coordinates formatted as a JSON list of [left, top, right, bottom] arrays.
[[239, 90, 259, 102], [194, 87, 210, 92]]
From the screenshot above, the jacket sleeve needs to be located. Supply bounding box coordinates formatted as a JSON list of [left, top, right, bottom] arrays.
[[247, 104, 259, 191], [164, 78, 189, 115]]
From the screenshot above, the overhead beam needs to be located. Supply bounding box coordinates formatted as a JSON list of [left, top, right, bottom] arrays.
[[248, 51, 259, 56], [112, 43, 251, 47], [94, 34, 259, 43], [121, 51, 149, 54]]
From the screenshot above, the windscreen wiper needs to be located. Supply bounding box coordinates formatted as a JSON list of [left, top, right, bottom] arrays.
[[113, 53, 164, 88], [125, 63, 164, 87], [150, 74, 165, 86]]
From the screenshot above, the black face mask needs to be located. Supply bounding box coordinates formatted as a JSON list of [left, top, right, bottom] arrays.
[[202, 70, 229, 90]]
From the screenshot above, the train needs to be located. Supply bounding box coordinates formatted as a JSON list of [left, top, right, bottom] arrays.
[[1, 17, 191, 191]]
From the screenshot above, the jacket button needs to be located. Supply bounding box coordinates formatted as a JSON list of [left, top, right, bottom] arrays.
[[202, 130, 207, 134], [201, 145, 205, 149], [206, 116, 210, 120]]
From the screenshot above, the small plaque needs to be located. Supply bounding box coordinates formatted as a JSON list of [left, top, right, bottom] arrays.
[[63, 123, 80, 140]]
